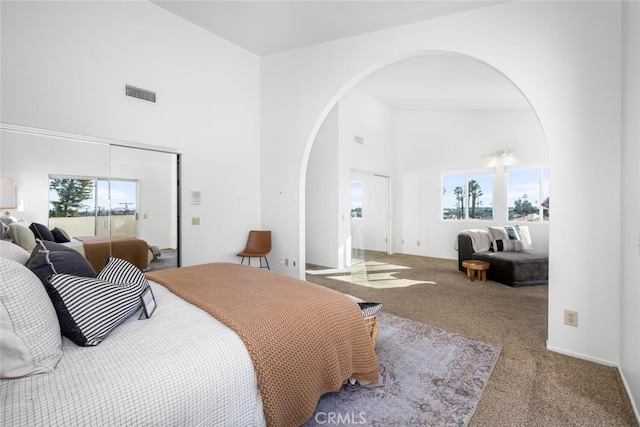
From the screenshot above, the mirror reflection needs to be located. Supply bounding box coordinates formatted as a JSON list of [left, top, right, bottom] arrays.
[[1, 127, 179, 272]]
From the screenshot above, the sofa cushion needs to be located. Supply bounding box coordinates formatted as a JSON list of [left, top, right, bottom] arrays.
[[472, 251, 548, 287]]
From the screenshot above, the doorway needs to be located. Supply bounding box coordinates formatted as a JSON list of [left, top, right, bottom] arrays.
[[350, 171, 390, 265]]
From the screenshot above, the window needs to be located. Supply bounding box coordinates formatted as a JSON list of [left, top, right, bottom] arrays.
[[350, 180, 363, 218], [442, 172, 493, 220], [49, 176, 138, 237], [507, 167, 550, 222]]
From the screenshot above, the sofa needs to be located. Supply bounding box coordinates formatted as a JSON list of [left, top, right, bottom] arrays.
[[456, 227, 548, 287]]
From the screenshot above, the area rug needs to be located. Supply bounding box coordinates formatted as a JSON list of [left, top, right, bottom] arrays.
[[303, 312, 502, 426]]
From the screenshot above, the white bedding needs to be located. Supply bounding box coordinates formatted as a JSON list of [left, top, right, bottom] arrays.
[[0, 281, 266, 426], [61, 238, 86, 256]]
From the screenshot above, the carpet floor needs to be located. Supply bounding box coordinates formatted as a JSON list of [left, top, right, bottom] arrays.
[[306, 253, 637, 427], [304, 312, 501, 427]]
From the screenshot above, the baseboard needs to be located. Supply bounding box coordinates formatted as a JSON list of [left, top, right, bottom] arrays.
[[547, 342, 640, 425], [619, 368, 640, 426], [546, 342, 617, 367]]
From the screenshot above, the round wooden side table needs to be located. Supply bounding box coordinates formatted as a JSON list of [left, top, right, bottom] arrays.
[[462, 260, 490, 282]]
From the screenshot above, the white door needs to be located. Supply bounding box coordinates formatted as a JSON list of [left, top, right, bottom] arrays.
[[372, 174, 390, 253]]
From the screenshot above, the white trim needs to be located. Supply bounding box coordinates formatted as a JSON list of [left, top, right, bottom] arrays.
[[0, 122, 181, 155], [546, 342, 617, 367], [619, 368, 640, 426]]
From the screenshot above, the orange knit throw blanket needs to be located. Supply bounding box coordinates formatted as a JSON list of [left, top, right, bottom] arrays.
[[146, 263, 379, 427]]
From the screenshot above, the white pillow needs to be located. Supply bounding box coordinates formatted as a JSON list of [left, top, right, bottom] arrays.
[[0, 257, 63, 378], [6, 222, 36, 252], [487, 225, 534, 252], [517, 225, 534, 251], [0, 239, 31, 264]]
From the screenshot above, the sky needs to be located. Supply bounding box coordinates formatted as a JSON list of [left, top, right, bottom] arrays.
[[49, 179, 137, 212]]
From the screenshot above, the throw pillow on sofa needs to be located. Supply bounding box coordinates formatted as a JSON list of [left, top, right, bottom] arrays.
[[487, 225, 534, 252]]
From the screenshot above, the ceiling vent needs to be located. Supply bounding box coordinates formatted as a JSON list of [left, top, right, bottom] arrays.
[[125, 85, 156, 103]]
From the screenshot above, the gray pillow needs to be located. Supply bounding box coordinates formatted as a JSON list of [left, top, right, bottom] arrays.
[[6, 223, 36, 252], [51, 227, 71, 243], [26, 240, 96, 286]]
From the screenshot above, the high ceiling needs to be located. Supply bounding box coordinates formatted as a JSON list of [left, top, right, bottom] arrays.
[[357, 54, 531, 110], [152, 1, 506, 56], [151, 1, 528, 110]]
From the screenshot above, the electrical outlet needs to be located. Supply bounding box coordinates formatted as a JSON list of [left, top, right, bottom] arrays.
[[284, 258, 289, 267], [417, 240, 421, 246], [191, 217, 200, 225], [564, 309, 579, 327]]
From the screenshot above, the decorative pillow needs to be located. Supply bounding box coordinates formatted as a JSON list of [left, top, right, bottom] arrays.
[[0, 257, 63, 378], [487, 225, 518, 242], [29, 222, 55, 242], [487, 225, 532, 252], [0, 240, 31, 264], [517, 225, 534, 251], [492, 239, 525, 252], [358, 302, 383, 317], [6, 222, 37, 252], [26, 240, 96, 286], [46, 273, 147, 346], [98, 257, 149, 291], [50, 227, 71, 243]]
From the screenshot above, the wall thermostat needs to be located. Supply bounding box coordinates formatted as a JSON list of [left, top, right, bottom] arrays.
[[190, 190, 201, 205]]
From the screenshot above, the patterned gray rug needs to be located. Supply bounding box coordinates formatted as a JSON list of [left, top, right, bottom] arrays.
[[304, 312, 502, 426]]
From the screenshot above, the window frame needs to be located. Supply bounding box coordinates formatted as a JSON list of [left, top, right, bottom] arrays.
[[505, 164, 550, 223], [441, 168, 495, 221]]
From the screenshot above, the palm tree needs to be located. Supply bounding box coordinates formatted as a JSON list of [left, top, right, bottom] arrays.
[[454, 186, 465, 219], [468, 180, 483, 218]]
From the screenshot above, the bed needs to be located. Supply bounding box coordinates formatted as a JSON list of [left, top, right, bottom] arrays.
[[74, 235, 150, 272], [0, 255, 379, 427]]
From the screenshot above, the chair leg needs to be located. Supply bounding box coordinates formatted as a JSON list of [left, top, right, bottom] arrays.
[[263, 256, 270, 270], [240, 257, 245, 265]]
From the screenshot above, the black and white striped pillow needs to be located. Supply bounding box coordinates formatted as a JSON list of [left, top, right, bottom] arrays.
[[47, 274, 147, 346], [492, 239, 525, 252], [98, 256, 149, 291]]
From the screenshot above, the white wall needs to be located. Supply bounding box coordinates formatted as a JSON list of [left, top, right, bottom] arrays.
[[261, 0, 624, 377], [306, 105, 339, 268], [305, 88, 395, 269], [0, 1, 261, 266], [620, 0, 640, 418], [395, 109, 549, 259], [338, 89, 394, 263]]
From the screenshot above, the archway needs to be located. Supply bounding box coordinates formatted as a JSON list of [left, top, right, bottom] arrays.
[[301, 51, 548, 278]]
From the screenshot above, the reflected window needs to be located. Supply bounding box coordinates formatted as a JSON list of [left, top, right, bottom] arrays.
[[49, 176, 138, 237], [351, 181, 363, 218]]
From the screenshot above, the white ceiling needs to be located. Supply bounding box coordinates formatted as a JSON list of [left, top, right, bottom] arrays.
[[151, 1, 506, 56], [151, 0, 529, 110], [356, 54, 531, 110]]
